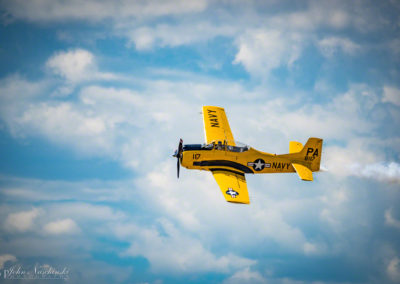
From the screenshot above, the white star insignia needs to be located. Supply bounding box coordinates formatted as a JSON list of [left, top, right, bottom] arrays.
[[227, 188, 238, 198], [254, 160, 264, 170]]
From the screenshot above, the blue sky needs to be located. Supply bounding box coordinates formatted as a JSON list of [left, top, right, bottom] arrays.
[[0, 0, 400, 283]]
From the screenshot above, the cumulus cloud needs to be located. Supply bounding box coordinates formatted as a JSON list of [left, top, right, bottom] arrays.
[[0, 254, 17, 269], [0, 53, 257, 163], [0, 74, 49, 136], [0, 73, 120, 154], [0, 1, 399, 283], [222, 267, 266, 284], [0, 0, 393, 62], [16, 102, 111, 154], [4, 208, 42, 232], [115, 219, 255, 274], [135, 161, 327, 257], [2, 0, 207, 22], [49, 202, 126, 222], [233, 29, 304, 77], [43, 218, 80, 235], [126, 22, 235, 51], [387, 257, 400, 282], [242, 84, 379, 149], [46, 49, 95, 82], [46, 49, 116, 84], [383, 86, 400, 106], [2, 53, 396, 181], [385, 209, 400, 229], [318, 36, 361, 57]]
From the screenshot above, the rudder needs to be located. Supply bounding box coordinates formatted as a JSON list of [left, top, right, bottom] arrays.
[[300, 138, 323, 171]]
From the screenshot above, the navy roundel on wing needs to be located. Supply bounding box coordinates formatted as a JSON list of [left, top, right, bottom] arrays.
[[226, 188, 239, 198]]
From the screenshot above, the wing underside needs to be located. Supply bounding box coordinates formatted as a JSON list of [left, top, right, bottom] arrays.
[[211, 169, 250, 204], [202, 106, 235, 145]]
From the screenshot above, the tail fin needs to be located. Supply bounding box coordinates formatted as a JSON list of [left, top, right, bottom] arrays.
[[299, 137, 323, 171]]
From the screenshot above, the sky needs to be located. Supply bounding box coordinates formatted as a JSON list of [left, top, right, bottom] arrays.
[[0, 0, 400, 283]]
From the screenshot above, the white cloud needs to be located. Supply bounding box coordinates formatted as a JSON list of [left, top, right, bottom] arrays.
[[0, 48, 398, 282], [4, 208, 42, 232], [125, 22, 235, 51], [241, 84, 379, 151], [223, 267, 266, 284], [49, 203, 126, 222], [387, 257, 400, 282], [318, 36, 361, 57], [0, 0, 392, 62], [272, 1, 387, 32], [0, 74, 46, 101], [135, 161, 327, 257], [0, 177, 133, 203], [2, 50, 397, 190], [233, 29, 304, 77], [0, 254, 17, 269], [17, 102, 111, 155], [389, 39, 400, 57], [0, 2, 399, 283], [46, 49, 116, 83], [319, 186, 351, 233], [0, 64, 259, 163], [43, 218, 80, 235], [385, 209, 400, 229], [115, 219, 255, 274], [2, 0, 208, 22], [46, 49, 94, 81], [269, 0, 359, 31], [0, 74, 49, 136], [2, 58, 394, 182], [383, 86, 400, 106]]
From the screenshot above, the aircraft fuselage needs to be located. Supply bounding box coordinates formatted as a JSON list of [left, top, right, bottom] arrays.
[[180, 143, 318, 175]]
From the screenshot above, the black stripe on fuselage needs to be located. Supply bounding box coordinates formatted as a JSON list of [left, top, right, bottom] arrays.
[[193, 160, 254, 174], [209, 168, 245, 177]]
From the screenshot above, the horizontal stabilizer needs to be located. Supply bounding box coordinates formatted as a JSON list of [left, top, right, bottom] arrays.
[[289, 141, 303, 153], [292, 163, 313, 181]]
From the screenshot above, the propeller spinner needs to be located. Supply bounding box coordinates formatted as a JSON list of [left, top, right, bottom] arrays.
[[173, 138, 183, 178]]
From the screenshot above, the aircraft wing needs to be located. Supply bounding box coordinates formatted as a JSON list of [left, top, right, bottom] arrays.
[[211, 170, 250, 204], [202, 106, 235, 145]]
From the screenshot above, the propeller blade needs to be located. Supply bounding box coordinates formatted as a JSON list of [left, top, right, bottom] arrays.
[[174, 138, 183, 179], [177, 157, 180, 178], [178, 138, 183, 153]]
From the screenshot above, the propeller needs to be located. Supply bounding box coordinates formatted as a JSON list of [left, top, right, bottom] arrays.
[[173, 138, 183, 178]]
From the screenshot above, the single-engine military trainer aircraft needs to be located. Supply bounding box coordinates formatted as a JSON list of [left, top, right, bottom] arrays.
[[173, 106, 323, 204]]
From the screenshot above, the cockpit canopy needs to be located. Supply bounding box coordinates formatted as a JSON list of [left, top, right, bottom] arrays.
[[182, 140, 250, 152], [203, 140, 250, 152]]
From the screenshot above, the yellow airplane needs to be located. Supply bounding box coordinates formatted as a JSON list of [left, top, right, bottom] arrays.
[[173, 106, 323, 204]]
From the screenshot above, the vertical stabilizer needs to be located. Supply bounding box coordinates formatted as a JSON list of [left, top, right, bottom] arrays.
[[299, 138, 323, 171]]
